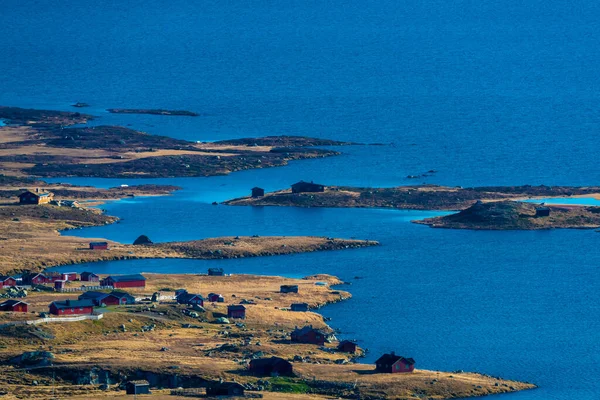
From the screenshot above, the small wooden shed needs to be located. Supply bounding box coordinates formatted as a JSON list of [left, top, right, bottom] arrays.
[[126, 380, 150, 395]]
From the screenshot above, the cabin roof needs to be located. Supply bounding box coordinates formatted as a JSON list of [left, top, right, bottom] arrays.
[[105, 274, 146, 282], [19, 190, 52, 198], [292, 325, 327, 336], [375, 353, 415, 365], [250, 356, 290, 367], [50, 299, 95, 309], [228, 305, 246, 311], [178, 293, 204, 302], [78, 291, 108, 300], [127, 380, 149, 385], [0, 300, 28, 307], [291, 180, 324, 186]]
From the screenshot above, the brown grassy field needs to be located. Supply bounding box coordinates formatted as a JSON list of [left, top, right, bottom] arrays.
[[0, 274, 535, 399]]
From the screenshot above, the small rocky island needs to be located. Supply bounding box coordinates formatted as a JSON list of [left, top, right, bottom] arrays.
[[106, 108, 200, 116], [225, 183, 600, 230], [415, 200, 600, 230]]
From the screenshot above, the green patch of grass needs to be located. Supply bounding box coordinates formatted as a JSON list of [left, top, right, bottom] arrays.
[[268, 377, 310, 394]]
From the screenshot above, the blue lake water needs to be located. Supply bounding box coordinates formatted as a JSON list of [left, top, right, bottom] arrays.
[[4, 1, 600, 398]]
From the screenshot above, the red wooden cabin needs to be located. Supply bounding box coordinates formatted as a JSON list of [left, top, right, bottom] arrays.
[[101, 274, 146, 289], [177, 293, 204, 306], [338, 340, 357, 353], [207, 293, 224, 302], [227, 305, 246, 319], [291, 325, 328, 345], [28, 273, 48, 285], [61, 272, 77, 281], [49, 299, 94, 315], [80, 272, 100, 282], [0, 300, 28, 313], [0, 276, 17, 288], [375, 353, 415, 373], [89, 242, 108, 250]]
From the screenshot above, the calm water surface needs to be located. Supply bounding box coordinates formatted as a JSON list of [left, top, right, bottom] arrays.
[[4, 1, 600, 398]]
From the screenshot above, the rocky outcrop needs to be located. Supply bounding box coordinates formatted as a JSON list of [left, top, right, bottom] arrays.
[[133, 235, 153, 245]]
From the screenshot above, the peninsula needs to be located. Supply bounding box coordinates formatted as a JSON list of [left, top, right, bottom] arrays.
[[0, 186, 376, 274], [0, 106, 352, 178]]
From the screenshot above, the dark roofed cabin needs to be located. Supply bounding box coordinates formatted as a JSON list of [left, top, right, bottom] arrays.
[[227, 304, 246, 319], [208, 293, 224, 302], [18, 189, 54, 205], [206, 381, 245, 397], [0, 300, 28, 313], [280, 285, 299, 293], [536, 206, 551, 217], [375, 352, 415, 373], [126, 380, 150, 395], [291, 180, 325, 194], [208, 267, 224, 276], [338, 340, 357, 353], [251, 187, 265, 198], [291, 325, 328, 345], [249, 357, 293, 376], [101, 274, 146, 289], [177, 293, 204, 306], [49, 299, 94, 315], [89, 242, 108, 250], [0, 276, 17, 288], [290, 303, 309, 312], [80, 271, 99, 282]]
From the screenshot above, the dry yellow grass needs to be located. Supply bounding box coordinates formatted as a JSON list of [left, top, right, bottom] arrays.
[[0, 273, 535, 400]]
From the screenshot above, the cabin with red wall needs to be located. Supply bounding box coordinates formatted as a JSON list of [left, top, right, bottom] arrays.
[[227, 305, 246, 319], [338, 340, 357, 353], [177, 293, 204, 306], [291, 325, 328, 345], [54, 280, 66, 290], [80, 272, 100, 282], [61, 272, 77, 281], [49, 299, 94, 315], [208, 293, 224, 302], [0, 276, 17, 288], [45, 272, 62, 283], [375, 353, 415, 373], [26, 273, 48, 285], [89, 242, 108, 250], [0, 300, 28, 313], [101, 274, 146, 289]]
